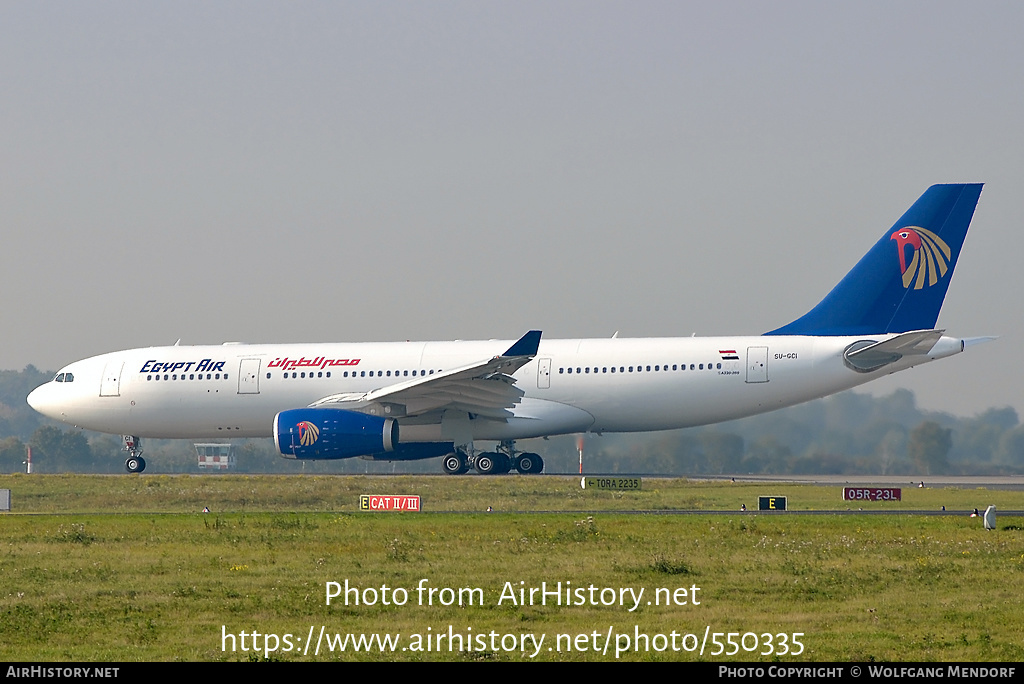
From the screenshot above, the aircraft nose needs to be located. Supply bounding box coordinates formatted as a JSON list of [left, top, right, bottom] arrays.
[[27, 383, 60, 418]]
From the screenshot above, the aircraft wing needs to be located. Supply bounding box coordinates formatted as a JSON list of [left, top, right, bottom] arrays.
[[307, 331, 541, 420]]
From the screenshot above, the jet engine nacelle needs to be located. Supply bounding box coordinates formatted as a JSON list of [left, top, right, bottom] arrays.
[[274, 408, 397, 459]]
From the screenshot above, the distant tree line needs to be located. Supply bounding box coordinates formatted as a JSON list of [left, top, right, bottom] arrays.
[[1, 366, 1022, 475], [548, 389, 1023, 476]]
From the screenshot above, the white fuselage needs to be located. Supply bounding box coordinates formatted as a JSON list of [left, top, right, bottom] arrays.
[[27, 333, 964, 444]]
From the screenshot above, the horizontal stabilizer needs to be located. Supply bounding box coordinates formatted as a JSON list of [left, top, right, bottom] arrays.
[[844, 329, 944, 372]]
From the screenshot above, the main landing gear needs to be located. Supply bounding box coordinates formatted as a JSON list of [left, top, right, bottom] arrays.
[[441, 441, 544, 475], [122, 435, 146, 473], [442, 451, 471, 475]]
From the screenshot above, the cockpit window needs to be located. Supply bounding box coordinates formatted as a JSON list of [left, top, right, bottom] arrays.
[[64, 373, 74, 382], [54, 373, 65, 382]]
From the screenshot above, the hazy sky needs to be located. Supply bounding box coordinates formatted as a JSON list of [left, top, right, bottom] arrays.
[[2, 2, 1021, 416]]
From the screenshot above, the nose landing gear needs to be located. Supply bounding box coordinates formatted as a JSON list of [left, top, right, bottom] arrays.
[[123, 435, 146, 473]]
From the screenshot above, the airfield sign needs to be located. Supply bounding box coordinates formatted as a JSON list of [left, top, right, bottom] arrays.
[[758, 496, 787, 511], [844, 487, 901, 502], [581, 477, 642, 491], [359, 495, 421, 512]]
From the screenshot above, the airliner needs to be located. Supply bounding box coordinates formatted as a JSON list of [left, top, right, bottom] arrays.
[[28, 184, 988, 475]]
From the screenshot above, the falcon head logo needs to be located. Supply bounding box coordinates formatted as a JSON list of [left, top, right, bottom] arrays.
[[890, 226, 952, 290], [297, 421, 320, 447]]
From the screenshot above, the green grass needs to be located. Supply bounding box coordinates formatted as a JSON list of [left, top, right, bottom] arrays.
[[1, 475, 1022, 661], [0, 473, 1018, 513]]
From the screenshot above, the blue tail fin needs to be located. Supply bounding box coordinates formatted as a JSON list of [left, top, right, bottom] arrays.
[[766, 183, 983, 336]]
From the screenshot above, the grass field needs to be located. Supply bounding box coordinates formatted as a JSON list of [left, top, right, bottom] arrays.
[[1, 474, 1023, 661]]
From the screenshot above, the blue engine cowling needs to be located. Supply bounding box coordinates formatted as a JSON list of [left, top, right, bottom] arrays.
[[275, 408, 397, 459]]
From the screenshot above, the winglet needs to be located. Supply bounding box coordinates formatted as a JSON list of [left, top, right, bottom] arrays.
[[502, 330, 542, 357]]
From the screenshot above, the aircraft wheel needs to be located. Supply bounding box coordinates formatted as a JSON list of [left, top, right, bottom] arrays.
[[515, 453, 537, 474], [125, 456, 145, 473], [475, 452, 500, 475], [528, 453, 544, 474], [442, 452, 469, 475]]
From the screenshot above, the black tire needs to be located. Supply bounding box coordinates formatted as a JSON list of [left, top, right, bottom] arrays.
[[516, 452, 543, 474], [475, 452, 499, 475], [442, 452, 468, 475], [126, 457, 141, 473], [528, 453, 544, 474], [515, 453, 536, 474]]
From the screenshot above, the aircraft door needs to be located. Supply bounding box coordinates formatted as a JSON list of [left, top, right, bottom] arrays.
[[537, 358, 551, 389], [100, 361, 124, 397], [746, 347, 769, 383], [238, 359, 261, 394]]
